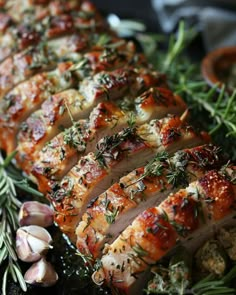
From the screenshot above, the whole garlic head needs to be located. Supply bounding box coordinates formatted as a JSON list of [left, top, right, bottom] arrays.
[[16, 225, 52, 262]]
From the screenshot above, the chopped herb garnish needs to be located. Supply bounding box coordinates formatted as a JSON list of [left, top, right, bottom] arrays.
[[105, 206, 119, 224], [95, 127, 138, 167], [132, 243, 148, 258]]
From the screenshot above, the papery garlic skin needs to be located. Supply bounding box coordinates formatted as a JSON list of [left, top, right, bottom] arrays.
[[19, 201, 54, 227], [24, 258, 58, 287], [16, 225, 53, 262]]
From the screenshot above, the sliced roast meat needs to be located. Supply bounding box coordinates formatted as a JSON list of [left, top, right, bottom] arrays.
[[0, 61, 76, 153], [0, 6, 111, 100], [16, 67, 165, 172], [0, 37, 133, 154], [76, 144, 223, 259], [4, 0, 87, 24], [49, 115, 209, 241], [31, 87, 186, 192], [93, 167, 236, 295]]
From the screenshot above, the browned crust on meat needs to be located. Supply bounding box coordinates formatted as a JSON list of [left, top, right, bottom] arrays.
[[76, 144, 223, 259], [93, 168, 236, 293]]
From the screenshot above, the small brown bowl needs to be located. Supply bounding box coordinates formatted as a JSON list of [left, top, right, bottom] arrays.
[[201, 46, 236, 92]]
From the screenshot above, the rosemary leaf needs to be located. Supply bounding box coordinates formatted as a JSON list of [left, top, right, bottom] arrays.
[[12, 263, 27, 292], [141, 20, 236, 159], [0, 246, 7, 264], [9, 263, 17, 283], [13, 179, 43, 197], [2, 266, 9, 295], [0, 151, 33, 293]]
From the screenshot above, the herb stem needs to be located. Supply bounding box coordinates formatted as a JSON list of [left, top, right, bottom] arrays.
[[0, 151, 43, 294]]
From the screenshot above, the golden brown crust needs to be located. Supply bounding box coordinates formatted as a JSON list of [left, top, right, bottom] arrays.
[[198, 170, 235, 220], [76, 144, 223, 259], [49, 116, 207, 241], [16, 66, 165, 172], [93, 168, 236, 293], [0, 61, 75, 153], [31, 86, 185, 193], [0, 1, 110, 100]]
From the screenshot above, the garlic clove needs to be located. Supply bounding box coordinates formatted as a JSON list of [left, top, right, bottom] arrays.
[[27, 234, 51, 254], [19, 201, 54, 227], [16, 228, 40, 262], [16, 225, 53, 262], [24, 258, 58, 287], [23, 225, 53, 244]]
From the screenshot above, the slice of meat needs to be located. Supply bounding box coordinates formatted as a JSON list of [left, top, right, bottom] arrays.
[[0, 1, 107, 62], [0, 28, 132, 142], [76, 144, 223, 260], [43, 3, 107, 39], [0, 35, 131, 154], [4, 0, 84, 23], [92, 167, 236, 295], [16, 67, 165, 172], [31, 87, 186, 192], [0, 61, 76, 153], [0, 7, 112, 100], [3, 45, 141, 155], [31, 102, 128, 191], [0, 37, 72, 100], [49, 115, 209, 241]]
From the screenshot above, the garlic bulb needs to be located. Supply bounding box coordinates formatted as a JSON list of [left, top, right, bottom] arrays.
[[16, 225, 52, 262], [24, 258, 58, 287], [19, 201, 54, 227]]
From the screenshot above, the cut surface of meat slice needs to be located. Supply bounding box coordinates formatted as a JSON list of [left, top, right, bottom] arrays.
[[0, 38, 77, 100], [92, 167, 236, 295], [49, 115, 209, 241], [0, 1, 104, 62], [0, 61, 76, 153], [76, 144, 224, 259], [31, 87, 186, 192], [16, 67, 166, 172], [0, 4, 111, 100], [0, 32, 135, 154], [31, 102, 129, 190]]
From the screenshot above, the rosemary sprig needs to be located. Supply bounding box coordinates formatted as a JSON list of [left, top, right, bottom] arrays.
[[159, 22, 236, 134], [162, 21, 197, 71], [0, 151, 43, 295], [138, 21, 236, 160], [192, 264, 236, 295]]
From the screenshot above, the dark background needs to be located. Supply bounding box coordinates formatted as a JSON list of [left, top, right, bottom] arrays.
[[93, 0, 206, 61], [93, 0, 161, 32]]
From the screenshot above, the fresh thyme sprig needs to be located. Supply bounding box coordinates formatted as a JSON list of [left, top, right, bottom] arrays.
[[0, 151, 43, 295], [125, 151, 190, 189], [95, 127, 137, 167]]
